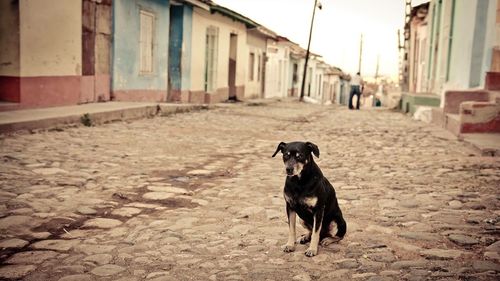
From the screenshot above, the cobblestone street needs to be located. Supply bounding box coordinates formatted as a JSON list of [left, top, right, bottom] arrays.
[[0, 101, 499, 280]]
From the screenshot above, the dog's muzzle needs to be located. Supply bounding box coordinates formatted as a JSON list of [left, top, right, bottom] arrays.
[[286, 167, 294, 176]]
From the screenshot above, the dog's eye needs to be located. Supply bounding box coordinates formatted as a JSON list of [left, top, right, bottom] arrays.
[[286, 152, 291, 156]]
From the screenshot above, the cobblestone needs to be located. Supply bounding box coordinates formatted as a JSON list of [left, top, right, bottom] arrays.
[[0, 101, 499, 280]]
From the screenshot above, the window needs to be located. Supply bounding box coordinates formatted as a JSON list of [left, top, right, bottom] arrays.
[[278, 60, 283, 91], [307, 67, 312, 96], [249, 52, 255, 81], [317, 74, 322, 96], [292, 63, 298, 83], [257, 54, 261, 82], [139, 10, 155, 74], [204, 26, 219, 92]]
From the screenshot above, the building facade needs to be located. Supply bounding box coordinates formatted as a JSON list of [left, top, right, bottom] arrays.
[[0, 0, 343, 110], [423, 0, 498, 97], [245, 27, 276, 99], [404, 0, 500, 134], [189, 4, 254, 103], [0, 0, 112, 110]]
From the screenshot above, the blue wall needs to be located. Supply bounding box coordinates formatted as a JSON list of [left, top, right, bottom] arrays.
[[168, 5, 183, 91], [167, 5, 192, 92], [181, 5, 192, 91], [112, 0, 169, 92]]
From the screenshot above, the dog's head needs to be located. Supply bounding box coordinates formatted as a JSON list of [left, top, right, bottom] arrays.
[[272, 141, 320, 177]]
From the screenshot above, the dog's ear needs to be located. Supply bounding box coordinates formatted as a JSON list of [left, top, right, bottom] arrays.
[[272, 142, 287, 157], [306, 142, 320, 158]]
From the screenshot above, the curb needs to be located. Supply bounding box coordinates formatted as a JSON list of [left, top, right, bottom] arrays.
[[0, 104, 212, 134], [458, 134, 500, 157]]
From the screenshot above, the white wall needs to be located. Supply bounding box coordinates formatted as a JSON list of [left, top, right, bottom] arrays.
[[480, 0, 498, 85], [306, 58, 319, 100], [445, 0, 476, 90], [264, 40, 290, 98], [416, 24, 428, 92], [0, 0, 20, 76], [191, 7, 248, 93], [246, 32, 266, 98], [20, 0, 82, 76], [445, 0, 497, 90]]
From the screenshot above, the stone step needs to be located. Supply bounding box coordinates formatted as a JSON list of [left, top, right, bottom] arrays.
[[431, 107, 445, 127], [0, 101, 20, 112], [460, 101, 500, 134], [445, 113, 461, 136], [485, 71, 500, 91]]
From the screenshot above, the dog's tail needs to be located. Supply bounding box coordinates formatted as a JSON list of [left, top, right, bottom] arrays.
[[334, 214, 347, 238]]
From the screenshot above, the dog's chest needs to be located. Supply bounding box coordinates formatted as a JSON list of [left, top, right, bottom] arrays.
[[284, 191, 318, 209]]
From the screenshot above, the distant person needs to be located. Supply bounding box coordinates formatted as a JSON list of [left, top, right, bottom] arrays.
[[349, 72, 363, 110]]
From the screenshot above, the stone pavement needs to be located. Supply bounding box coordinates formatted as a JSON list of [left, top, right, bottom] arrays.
[[0, 101, 499, 280]]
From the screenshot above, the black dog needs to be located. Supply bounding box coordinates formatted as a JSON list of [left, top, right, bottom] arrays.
[[272, 141, 346, 257]]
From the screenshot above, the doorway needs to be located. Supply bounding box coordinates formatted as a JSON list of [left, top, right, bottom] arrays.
[[168, 4, 183, 101], [261, 52, 266, 98], [228, 33, 237, 100]]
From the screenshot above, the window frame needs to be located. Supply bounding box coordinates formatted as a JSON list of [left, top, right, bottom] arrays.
[[249, 52, 255, 81], [139, 9, 156, 75], [204, 26, 219, 93]]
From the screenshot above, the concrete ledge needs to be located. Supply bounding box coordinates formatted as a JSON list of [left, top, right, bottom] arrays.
[[460, 133, 500, 156], [400, 93, 440, 114], [445, 113, 461, 136], [431, 108, 445, 127], [0, 102, 211, 134]]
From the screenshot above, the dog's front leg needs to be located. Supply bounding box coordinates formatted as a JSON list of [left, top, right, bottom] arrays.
[[305, 208, 324, 257], [283, 204, 296, 252]]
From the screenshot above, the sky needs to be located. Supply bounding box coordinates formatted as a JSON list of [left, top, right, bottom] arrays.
[[214, 0, 429, 79]]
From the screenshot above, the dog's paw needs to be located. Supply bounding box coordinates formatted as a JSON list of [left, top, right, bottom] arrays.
[[320, 236, 342, 247], [304, 248, 317, 257], [282, 244, 295, 253], [298, 234, 311, 244]]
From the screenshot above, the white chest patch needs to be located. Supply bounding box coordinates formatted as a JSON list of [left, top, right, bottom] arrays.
[[303, 197, 318, 208]]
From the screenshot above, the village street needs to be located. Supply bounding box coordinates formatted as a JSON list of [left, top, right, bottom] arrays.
[[0, 101, 499, 281]]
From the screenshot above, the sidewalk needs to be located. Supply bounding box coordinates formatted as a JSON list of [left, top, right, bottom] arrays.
[[460, 133, 500, 156], [0, 102, 210, 134]]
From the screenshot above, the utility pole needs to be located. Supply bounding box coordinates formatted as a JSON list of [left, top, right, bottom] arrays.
[[375, 54, 380, 81], [398, 29, 403, 86], [358, 33, 363, 74], [300, 0, 321, 101]]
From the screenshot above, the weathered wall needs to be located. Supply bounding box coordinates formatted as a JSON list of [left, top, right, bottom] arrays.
[[81, 0, 112, 104], [0, 0, 20, 77], [0, 0, 20, 102], [112, 0, 170, 101], [0, 0, 115, 108], [20, 0, 82, 77], [0, 0, 83, 107]]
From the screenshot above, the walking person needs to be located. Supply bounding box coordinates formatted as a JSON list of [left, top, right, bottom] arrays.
[[348, 72, 363, 110]]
